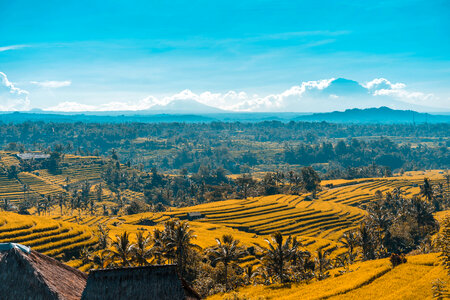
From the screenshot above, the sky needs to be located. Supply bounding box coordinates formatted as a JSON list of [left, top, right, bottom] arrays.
[[0, 0, 449, 112]]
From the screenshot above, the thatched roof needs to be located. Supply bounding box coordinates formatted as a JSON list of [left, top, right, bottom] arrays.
[[0, 245, 87, 300], [81, 264, 201, 300]]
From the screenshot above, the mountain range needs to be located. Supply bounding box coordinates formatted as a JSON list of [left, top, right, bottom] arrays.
[[1, 107, 449, 124]]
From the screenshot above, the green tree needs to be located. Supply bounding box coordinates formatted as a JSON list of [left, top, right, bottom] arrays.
[[207, 234, 247, 291], [301, 166, 321, 198], [108, 231, 135, 266], [262, 232, 298, 283], [420, 177, 433, 202], [163, 220, 200, 276], [133, 231, 152, 266]]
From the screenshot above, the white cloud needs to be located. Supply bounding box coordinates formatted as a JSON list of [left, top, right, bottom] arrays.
[[42, 77, 449, 112], [0, 45, 28, 52], [364, 78, 436, 106], [31, 80, 71, 88], [364, 78, 406, 90], [0, 72, 30, 111]]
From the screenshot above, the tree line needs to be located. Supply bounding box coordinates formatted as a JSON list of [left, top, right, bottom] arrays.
[[1, 121, 448, 175]]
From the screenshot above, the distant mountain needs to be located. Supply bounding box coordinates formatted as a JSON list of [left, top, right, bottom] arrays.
[[1, 107, 448, 124], [293, 107, 450, 123], [145, 99, 226, 114]]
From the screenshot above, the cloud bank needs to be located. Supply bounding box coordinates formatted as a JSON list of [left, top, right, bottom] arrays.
[[0, 72, 30, 111], [0, 71, 446, 112], [45, 77, 444, 112]]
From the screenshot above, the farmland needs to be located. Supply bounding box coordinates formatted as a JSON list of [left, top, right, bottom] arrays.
[[209, 253, 447, 300], [0, 150, 448, 298]]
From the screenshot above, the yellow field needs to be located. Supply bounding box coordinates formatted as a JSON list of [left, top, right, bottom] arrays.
[[0, 151, 447, 297], [208, 253, 448, 300], [0, 212, 97, 258]]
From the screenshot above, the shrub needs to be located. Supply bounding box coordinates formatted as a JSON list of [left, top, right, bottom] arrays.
[[390, 253, 407, 267]]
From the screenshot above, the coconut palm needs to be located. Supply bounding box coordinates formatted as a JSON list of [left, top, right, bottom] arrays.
[[420, 177, 433, 202], [163, 220, 200, 276], [92, 250, 111, 269], [314, 249, 331, 280], [150, 228, 165, 264], [357, 222, 375, 260], [262, 232, 298, 283], [207, 234, 247, 291], [133, 231, 152, 266], [108, 231, 135, 267], [339, 230, 358, 263]]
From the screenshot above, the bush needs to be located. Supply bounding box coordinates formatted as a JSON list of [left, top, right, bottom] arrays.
[[126, 200, 149, 215], [390, 253, 407, 267]]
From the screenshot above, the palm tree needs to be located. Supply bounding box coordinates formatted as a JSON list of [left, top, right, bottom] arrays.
[[340, 230, 358, 263], [163, 220, 200, 276], [357, 222, 375, 260], [420, 177, 433, 202], [262, 232, 298, 283], [207, 234, 247, 291], [133, 231, 152, 266], [150, 228, 165, 264], [96, 224, 110, 250], [444, 172, 450, 193], [108, 231, 135, 267], [92, 251, 110, 269], [314, 249, 331, 280]]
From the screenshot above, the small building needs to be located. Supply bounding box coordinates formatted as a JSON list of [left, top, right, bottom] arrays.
[[187, 212, 204, 221], [16, 152, 51, 160], [81, 264, 201, 300], [0, 243, 87, 300]]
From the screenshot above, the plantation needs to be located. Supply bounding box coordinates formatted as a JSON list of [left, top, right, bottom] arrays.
[[0, 212, 97, 258], [0, 150, 448, 298], [209, 253, 446, 300]]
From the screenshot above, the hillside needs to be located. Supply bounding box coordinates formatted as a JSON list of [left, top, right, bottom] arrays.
[[208, 253, 447, 300], [0, 151, 448, 298]]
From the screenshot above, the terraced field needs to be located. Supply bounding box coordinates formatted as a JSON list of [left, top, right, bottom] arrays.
[[208, 253, 447, 300], [0, 212, 97, 258], [0, 174, 27, 203], [0, 152, 108, 204]]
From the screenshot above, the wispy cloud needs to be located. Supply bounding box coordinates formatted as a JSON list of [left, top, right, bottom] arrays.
[[0, 44, 29, 52], [30, 80, 71, 88]]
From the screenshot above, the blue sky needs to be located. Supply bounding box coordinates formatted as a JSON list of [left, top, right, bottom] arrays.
[[0, 0, 449, 112]]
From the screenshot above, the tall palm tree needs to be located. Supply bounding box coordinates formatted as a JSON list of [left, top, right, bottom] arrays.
[[150, 228, 165, 265], [314, 249, 331, 280], [133, 231, 152, 266], [262, 232, 298, 283], [108, 231, 135, 267], [340, 230, 358, 263], [420, 177, 433, 202], [207, 234, 247, 291], [357, 222, 375, 260], [163, 220, 200, 276], [92, 251, 110, 269]]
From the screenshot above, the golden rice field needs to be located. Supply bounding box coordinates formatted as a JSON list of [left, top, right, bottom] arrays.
[[0, 212, 97, 258], [0, 152, 448, 297], [208, 253, 448, 300]]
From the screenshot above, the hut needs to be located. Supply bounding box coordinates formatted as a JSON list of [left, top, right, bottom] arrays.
[[16, 152, 51, 160], [0, 243, 87, 300], [81, 264, 201, 300], [187, 212, 204, 221]]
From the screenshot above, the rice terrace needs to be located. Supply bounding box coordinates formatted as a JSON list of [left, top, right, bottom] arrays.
[[1, 0, 450, 299]]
